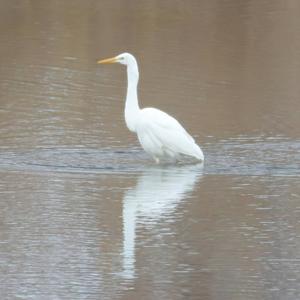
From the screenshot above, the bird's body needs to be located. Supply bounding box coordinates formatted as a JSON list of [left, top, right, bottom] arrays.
[[98, 53, 204, 163], [135, 107, 203, 163]]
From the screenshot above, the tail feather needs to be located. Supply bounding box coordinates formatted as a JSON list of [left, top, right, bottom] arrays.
[[191, 142, 204, 161]]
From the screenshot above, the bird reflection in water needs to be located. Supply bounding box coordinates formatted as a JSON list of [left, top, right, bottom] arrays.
[[121, 164, 203, 279]]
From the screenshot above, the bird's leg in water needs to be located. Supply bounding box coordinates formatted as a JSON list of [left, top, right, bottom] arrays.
[[154, 157, 160, 164]]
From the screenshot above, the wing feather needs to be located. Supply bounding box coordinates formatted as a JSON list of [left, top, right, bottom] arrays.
[[136, 108, 203, 160]]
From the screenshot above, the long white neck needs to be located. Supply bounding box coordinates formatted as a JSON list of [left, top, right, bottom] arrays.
[[125, 60, 140, 132]]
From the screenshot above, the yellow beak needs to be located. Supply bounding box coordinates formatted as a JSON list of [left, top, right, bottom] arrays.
[[97, 56, 118, 64]]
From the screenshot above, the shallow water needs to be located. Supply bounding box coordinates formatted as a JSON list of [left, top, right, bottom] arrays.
[[1, 1, 300, 300]]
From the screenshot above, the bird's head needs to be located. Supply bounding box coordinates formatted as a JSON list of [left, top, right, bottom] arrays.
[[97, 52, 136, 66]]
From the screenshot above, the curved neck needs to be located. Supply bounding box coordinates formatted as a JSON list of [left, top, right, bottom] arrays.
[[125, 61, 140, 132]]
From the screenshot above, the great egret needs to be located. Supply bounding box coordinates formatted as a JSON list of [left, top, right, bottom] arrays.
[[97, 53, 204, 163]]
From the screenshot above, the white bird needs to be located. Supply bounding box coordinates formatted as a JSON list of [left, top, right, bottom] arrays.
[[97, 53, 204, 164]]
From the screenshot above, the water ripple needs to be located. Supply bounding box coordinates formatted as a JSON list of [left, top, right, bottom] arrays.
[[0, 136, 298, 176]]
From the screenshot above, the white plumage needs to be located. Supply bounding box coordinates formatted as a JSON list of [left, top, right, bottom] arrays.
[[97, 52, 204, 163]]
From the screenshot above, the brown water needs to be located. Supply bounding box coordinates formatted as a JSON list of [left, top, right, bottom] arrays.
[[1, 1, 300, 299]]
